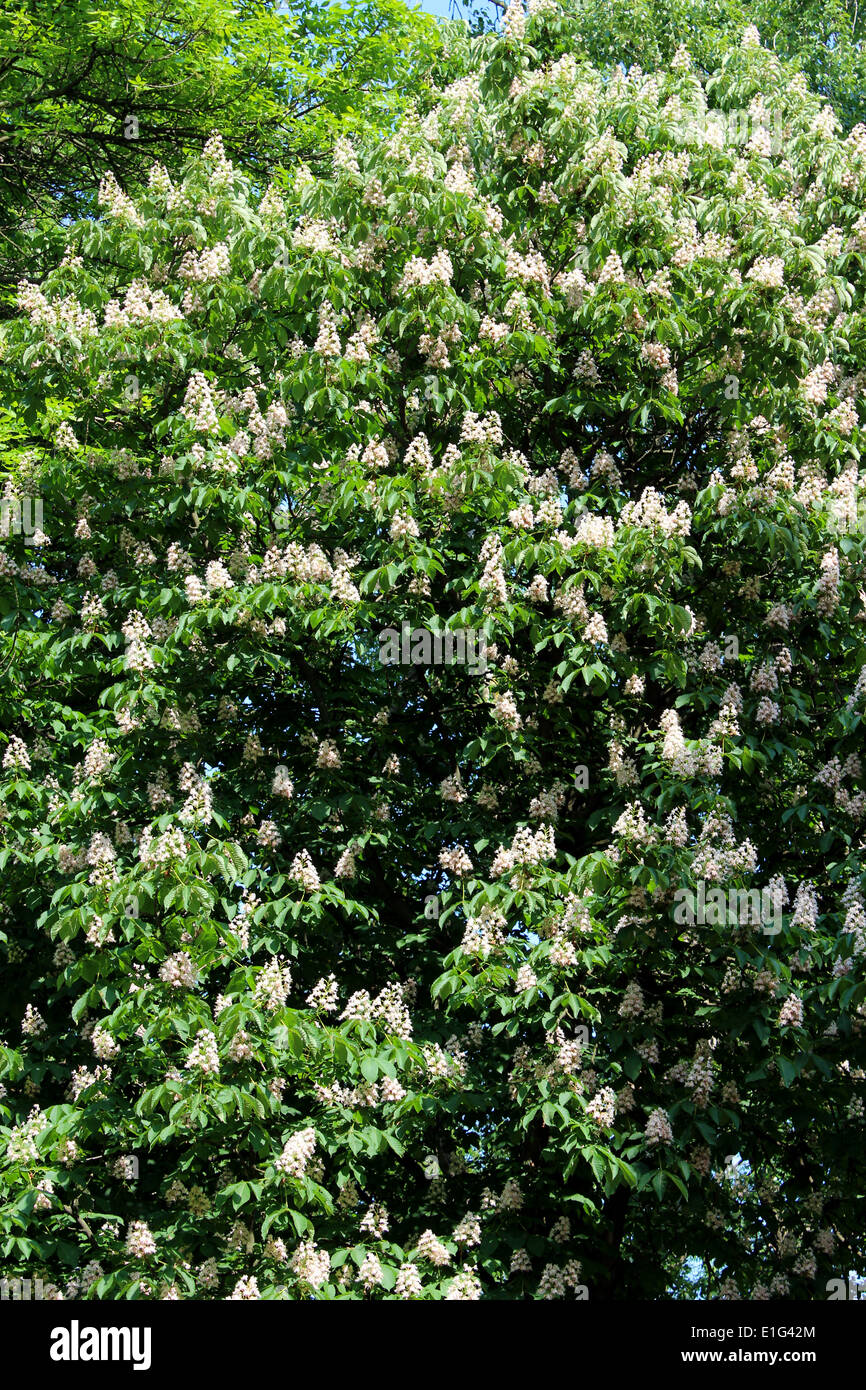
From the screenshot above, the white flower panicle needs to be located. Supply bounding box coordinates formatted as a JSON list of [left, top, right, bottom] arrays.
[[276, 1128, 317, 1179]]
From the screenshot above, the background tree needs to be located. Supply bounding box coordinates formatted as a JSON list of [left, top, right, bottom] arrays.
[[0, 0, 438, 301]]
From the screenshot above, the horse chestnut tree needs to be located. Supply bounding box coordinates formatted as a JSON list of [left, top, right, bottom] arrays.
[[0, 10, 864, 1300]]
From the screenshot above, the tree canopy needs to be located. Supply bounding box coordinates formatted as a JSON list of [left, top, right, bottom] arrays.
[[0, 0, 438, 298], [460, 0, 866, 132], [0, 1, 864, 1301]]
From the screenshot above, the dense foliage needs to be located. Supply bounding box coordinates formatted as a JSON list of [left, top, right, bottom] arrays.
[[1, 4, 865, 1300], [0, 0, 437, 298], [471, 0, 866, 132]]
